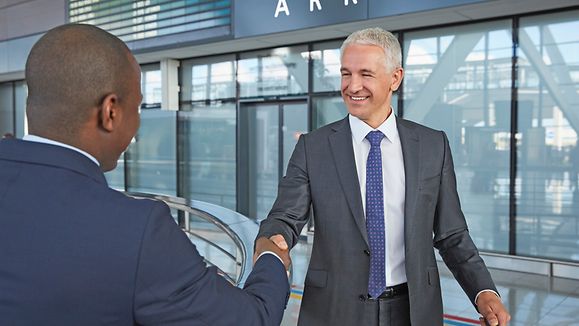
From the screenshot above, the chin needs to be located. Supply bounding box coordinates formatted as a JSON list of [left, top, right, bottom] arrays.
[[347, 107, 366, 119], [101, 161, 117, 172]]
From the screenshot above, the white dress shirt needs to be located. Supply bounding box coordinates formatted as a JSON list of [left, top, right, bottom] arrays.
[[22, 134, 100, 166], [349, 113, 407, 286]]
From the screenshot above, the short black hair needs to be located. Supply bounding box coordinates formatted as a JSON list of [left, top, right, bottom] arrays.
[[26, 24, 134, 136]]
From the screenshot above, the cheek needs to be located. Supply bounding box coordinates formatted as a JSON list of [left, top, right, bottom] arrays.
[[341, 78, 349, 90]]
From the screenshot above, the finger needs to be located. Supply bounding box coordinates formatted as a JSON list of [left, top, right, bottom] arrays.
[[270, 234, 288, 250], [480, 305, 498, 326], [497, 310, 511, 325], [483, 314, 498, 326]]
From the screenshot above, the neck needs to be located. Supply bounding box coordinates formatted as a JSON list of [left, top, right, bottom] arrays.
[[365, 106, 392, 129], [30, 128, 102, 166]]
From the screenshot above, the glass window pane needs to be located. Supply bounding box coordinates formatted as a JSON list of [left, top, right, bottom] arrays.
[[239, 46, 309, 98], [312, 41, 342, 92], [312, 96, 347, 129], [404, 20, 513, 253], [105, 153, 125, 191], [282, 103, 308, 174], [126, 109, 177, 195], [181, 55, 236, 102], [517, 10, 579, 261], [14, 81, 27, 138], [178, 102, 236, 210], [141, 63, 161, 109], [0, 82, 14, 137], [69, 0, 231, 42], [240, 103, 279, 220], [252, 105, 279, 220]]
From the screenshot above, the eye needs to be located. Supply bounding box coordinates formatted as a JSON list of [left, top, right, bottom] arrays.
[[362, 73, 373, 78], [341, 72, 351, 77]]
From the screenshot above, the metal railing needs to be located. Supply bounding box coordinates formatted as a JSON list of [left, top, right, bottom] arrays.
[[126, 192, 260, 286]]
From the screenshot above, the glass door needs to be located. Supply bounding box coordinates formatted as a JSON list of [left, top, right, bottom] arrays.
[[239, 101, 308, 220]]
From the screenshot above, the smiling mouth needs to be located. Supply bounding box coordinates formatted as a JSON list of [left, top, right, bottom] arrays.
[[350, 96, 369, 101]]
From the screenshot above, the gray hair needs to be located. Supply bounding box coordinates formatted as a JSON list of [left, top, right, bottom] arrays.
[[340, 27, 402, 72]]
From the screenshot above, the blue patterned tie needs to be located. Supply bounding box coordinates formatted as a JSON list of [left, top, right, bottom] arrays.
[[366, 130, 386, 298]]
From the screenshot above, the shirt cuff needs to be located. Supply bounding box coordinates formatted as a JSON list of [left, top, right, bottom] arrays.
[[257, 251, 284, 265], [475, 289, 500, 306], [256, 251, 289, 278]]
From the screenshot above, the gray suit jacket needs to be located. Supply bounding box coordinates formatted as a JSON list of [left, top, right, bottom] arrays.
[[258, 116, 497, 325]]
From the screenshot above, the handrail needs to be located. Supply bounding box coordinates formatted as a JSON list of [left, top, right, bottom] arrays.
[[125, 192, 257, 286]]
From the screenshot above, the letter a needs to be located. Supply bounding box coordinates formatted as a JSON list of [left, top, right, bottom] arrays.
[[344, 0, 358, 5], [310, 0, 322, 12], [274, 0, 290, 17]]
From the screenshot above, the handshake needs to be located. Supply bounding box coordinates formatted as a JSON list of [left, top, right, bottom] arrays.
[[253, 235, 292, 271]]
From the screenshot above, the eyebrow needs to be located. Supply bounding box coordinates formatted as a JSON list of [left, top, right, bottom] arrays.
[[339, 67, 375, 74]]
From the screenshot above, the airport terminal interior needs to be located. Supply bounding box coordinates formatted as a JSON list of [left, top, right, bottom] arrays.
[[1, 0, 579, 324]]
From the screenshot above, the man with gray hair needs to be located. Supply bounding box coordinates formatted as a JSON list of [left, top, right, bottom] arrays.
[[255, 27, 510, 325]]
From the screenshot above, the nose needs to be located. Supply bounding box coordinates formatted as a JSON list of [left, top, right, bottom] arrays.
[[348, 75, 363, 93]]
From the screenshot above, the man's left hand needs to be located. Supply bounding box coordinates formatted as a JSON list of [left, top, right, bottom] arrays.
[[476, 291, 511, 325]]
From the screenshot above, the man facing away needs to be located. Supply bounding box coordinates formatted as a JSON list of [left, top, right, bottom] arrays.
[[0, 23, 290, 325], [255, 27, 511, 326]]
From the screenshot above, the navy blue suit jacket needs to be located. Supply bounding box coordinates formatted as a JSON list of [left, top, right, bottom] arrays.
[[0, 139, 289, 325]]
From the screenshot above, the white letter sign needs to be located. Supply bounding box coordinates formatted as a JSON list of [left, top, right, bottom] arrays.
[[310, 0, 322, 12], [274, 0, 290, 17]]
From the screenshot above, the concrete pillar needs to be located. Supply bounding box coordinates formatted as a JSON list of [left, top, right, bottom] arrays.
[[161, 58, 180, 110]]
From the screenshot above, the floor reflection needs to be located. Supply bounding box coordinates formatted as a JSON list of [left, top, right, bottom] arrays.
[[282, 241, 579, 326], [190, 227, 579, 325]]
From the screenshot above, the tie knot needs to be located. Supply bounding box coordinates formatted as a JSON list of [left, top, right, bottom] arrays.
[[366, 130, 384, 147]]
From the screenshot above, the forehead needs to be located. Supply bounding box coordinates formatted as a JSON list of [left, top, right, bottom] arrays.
[[341, 44, 387, 68]]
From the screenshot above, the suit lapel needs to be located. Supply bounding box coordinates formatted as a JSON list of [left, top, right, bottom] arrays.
[[397, 118, 420, 245], [329, 117, 368, 246]]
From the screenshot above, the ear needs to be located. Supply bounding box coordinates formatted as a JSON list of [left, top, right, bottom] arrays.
[[390, 67, 404, 92], [99, 93, 120, 132]]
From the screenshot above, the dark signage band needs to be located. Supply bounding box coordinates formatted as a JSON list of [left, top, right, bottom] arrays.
[[234, 0, 486, 38], [235, 0, 367, 38]]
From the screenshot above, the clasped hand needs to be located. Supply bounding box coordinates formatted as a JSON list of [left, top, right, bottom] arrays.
[[253, 234, 291, 271]]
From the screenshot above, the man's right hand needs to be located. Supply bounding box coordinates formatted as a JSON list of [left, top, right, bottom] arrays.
[[253, 236, 291, 270]]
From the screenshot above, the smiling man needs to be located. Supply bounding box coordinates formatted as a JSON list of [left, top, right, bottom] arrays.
[[255, 27, 511, 325]]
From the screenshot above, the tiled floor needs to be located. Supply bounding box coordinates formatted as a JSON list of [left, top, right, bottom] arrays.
[[281, 240, 579, 326]]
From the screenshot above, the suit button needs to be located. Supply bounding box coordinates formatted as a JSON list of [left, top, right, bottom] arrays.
[[359, 294, 367, 301], [364, 249, 370, 256]]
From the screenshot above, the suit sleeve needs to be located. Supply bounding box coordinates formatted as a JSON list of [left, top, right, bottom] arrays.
[[433, 132, 498, 306], [133, 202, 290, 326], [257, 134, 312, 249]]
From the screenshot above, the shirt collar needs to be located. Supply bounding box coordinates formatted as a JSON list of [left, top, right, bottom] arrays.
[[22, 134, 100, 166], [349, 109, 398, 145]]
